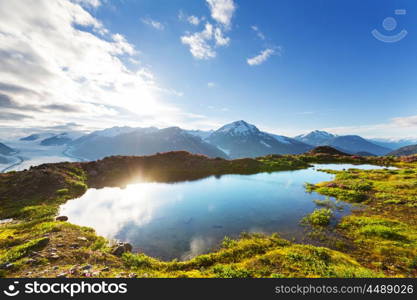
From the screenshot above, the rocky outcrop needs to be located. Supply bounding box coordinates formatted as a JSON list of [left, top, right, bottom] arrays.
[[111, 242, 133, 256]]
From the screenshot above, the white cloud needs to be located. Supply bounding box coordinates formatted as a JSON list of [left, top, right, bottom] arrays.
[[178, 11, 204, 26], [141, 17, 164, 30], [181, 1, 235, 60], [188, 15, 201, 26], [392, 115, 417, 127], [214, 27, 230, 46], [251, 25, 265, 40], [247, 48, 276, 66], [322, 115, 417, 139], [207, 82, 216, 87], [0, 0, 209, 136], [73, 0, 101, 8], [181, 23, 216, 59], [206, 0, 236, 28]]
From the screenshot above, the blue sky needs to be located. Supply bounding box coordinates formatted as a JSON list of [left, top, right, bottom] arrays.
[[1, 0, 417, 139]]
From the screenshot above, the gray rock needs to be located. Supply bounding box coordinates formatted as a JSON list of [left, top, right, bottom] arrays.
[[81, 264, 92, 270], [26, 259, 37, 265], [49, 253, 60, 260], [111, 242, 133, 256], [0, 262, 13, 269]]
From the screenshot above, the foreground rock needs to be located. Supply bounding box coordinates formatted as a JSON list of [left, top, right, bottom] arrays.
[[55, 216, 68, 221], [111, 243, 133, 256]]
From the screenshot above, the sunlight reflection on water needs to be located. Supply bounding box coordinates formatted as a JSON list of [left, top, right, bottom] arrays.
[[60, 164, 391, 260]]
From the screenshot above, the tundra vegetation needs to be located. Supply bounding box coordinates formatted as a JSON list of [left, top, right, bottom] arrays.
[[0, 150, 416, 278]]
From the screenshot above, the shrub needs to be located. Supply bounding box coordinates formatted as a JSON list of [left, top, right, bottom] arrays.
[[303, 209, 333, 226]]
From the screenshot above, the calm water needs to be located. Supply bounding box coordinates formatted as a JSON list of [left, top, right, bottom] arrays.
[[60, 164, 390, 260]]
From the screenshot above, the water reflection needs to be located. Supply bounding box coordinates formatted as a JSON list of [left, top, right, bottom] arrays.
[[60, 164, 390, 260]]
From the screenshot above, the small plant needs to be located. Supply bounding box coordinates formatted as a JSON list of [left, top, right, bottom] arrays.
[[302, 208, 333, 226], [221, 236, 237, 249]]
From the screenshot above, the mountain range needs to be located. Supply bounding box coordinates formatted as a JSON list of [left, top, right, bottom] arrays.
[[294, 131, 391, 156], [2, 120, 417, 167], [68, 126, 227, 160]]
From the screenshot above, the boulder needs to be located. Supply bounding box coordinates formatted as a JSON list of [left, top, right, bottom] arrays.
[[55, 216, 68, 222], [111, 242, 133, 256]]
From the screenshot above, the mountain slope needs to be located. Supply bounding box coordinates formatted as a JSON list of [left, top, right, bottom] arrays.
[[388, 145, 417, 156], [69, 127, 228, 160], [20, 134, 41, 141], [40, 132, 85, 146], [206, 120, 312, 159], [328, 135, 391, 156], [0, 142, 15, 156], [40, 133, 72, 146]]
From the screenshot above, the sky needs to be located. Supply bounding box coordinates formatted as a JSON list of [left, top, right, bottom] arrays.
[[1, 0, 417, 139]]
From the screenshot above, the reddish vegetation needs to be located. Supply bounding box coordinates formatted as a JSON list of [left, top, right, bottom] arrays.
[[399, 155, 417, 163]]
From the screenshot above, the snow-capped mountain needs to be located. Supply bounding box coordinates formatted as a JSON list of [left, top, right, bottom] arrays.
[[295, 130, 336, 146], [368, 138, 417, 150], [206, 120, 312, 159], [295, 130, 391, 155], [186, 129, 214, 140], [20, 132, 85, 146], [91, 126, 151, 138], [69, 126, 227, 160], [20, 132, 55, 142], [41, 133, 74, 146]]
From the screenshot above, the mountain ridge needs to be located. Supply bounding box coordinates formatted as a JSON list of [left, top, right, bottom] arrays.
[[294, 130, 391, 156], [388, 144, 417, 157]]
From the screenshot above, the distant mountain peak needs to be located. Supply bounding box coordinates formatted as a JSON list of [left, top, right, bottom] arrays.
[[299, 130, 335, 138], [217, 120, 260, 136]]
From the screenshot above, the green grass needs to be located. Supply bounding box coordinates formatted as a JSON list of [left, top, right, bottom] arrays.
[[307, 165, 417, 276], [0, 237, 49, 264]]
